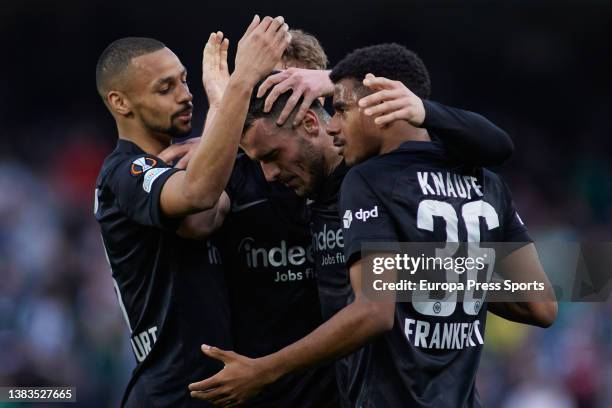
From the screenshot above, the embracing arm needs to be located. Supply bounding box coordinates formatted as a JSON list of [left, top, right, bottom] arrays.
[[488, 243, 557, 328], [358, 74, 513, 166], [188, 256, 396, 407], [257, 257, 394, 373], [420, 100, 514, 166]]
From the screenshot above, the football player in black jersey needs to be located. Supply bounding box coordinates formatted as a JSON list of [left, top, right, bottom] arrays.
[[94, 16, 291, 407], [179, 30, 340, 408], [188, 45, 556, 407], [326, 44, 557, 407]]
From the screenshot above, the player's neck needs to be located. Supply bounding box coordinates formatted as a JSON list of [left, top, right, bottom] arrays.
[[379, 124, 430, 155], [116, 122, 171, 155]]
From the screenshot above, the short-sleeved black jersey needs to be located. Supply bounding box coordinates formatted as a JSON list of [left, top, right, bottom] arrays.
[[220, 153, 338, 408], [95, 140, 231, 407], [339, 141, 531, 408]]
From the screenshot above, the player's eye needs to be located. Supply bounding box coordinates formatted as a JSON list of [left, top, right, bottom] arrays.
[[158, 86, 171, 95], [260, 150, 278, 163]]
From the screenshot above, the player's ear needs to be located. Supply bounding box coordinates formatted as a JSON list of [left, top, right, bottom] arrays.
[[300, 110, 320, 137], [107, 90, 132, 117]]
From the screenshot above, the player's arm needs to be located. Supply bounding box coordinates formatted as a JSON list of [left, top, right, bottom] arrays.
[[202, 31, 230, 135], [157, 33, 233, 238], [158, 16, 291, 218], [176, 193, 230, 239], [487, 179, 557, 327], [488, 243, 557, 328], [158, 32, 230, 170], [188, 256, 395, 407], [359, 74, 514, 166]]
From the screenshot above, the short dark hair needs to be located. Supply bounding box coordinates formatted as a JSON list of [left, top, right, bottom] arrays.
[[329, 43, 431, 99], [243, 72, 327, 133], [96, 37, 166, 100], [281, 29, 329, 70]]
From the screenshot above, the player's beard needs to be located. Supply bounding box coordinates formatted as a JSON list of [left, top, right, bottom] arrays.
[[138, 104, 193, 139], [144, 115, 192, 139], [296, 136, 325, 199]]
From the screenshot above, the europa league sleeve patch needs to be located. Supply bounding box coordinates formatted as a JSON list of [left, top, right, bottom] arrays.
[[130, 157, 158, 176], [142, 167, 171, 193]]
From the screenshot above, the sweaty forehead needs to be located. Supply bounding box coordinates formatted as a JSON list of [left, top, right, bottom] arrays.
[[129, 48, 185, 87]]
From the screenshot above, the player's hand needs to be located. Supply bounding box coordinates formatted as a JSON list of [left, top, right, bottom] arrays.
[[158, 138, 200, 169], [203, 32, 230, 108], [189, 345, 276, 407], [256, 68, 334, 126], [234, 15, 292, 86], [358, 73, 426, 127]]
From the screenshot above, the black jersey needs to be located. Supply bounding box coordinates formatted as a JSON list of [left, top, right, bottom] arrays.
[[220, 153, 338, 408], [95, 140, 231, 407], [308, 161, 362, 408], [339, 141, 531, 408], [309, 161, 353, 321]]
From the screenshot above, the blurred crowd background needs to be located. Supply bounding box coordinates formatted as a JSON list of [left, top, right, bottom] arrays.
[[1, 1, 611, 407]]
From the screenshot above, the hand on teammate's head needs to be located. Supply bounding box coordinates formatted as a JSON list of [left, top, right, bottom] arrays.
[[256, 68, 334, 127], [359, 73, 426, 127]]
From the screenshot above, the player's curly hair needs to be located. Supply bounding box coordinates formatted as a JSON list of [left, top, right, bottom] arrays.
[[329, 43, 431, 99]]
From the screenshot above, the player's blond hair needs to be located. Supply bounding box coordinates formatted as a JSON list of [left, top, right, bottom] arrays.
[[281, 29, 329, 70]]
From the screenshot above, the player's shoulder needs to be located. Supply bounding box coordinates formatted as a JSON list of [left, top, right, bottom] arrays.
[[361, 141, 448, 172], [227, 151, 266, 192], [233, 151, 254, 168], [345, 142, 447, 189], [97, 146, 127, 187], [97, 140, 171, 189], [343, 163, 379, 192], [481, 168, 511, 197], [232, 151, 268, 179]]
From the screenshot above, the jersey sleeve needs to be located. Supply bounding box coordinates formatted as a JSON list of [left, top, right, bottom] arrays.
[[107, 155, 183, 230], [339, 168, 399, 268], [421, 100, 514, 167], [500, 180, 532, 243]]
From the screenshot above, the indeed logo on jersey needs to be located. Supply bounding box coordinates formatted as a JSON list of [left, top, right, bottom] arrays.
[[313, 223, 344, 251], [343, 206, 379, 229], [238, 237, 314, 269]]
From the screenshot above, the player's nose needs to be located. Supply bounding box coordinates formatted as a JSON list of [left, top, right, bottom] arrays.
[[260, 162, 281, 182], [177, 84, 193, 104], [326, 115, 340, 136]]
